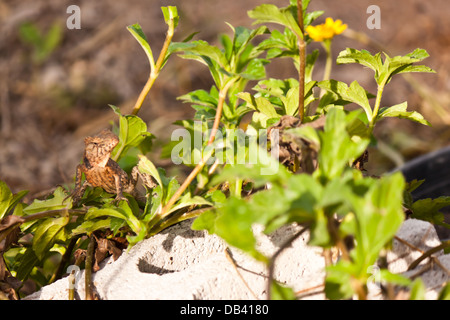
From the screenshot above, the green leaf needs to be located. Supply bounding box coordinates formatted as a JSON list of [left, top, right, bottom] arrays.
[[238, 58, 268, 80], [164, 193, 212, 215], [237, 92, 279, 118], [32, 215, 69, 260], [377, 102, 430, 126], [127, 23, 155, 68], [13, 248, 39, 281], [325, 261, 355, 300], [317, 80, 373, 122], [248, 4, 302, 37], [410, 196, 450, 229], [346, 173, 405, 269], [70, 218, 114, 236], [137, 155, 163, 190], [161, 6, 179, 28], [179, 40, 228, 69], [191, 209, 217, 234], [438, 282, 450, 300], [43, 23, 62, 56], [110, 105, 153, 162], [317, 108, 370, 181], [337, 48, 382, 74], [86, 202, 142, 235], [211, 146, 291, 188], [409, 278, 426, 300], [270, 281, 296, 300], [208, 197, 267, 262], [23, 187, 70, 215], [0, 180, 13, 219], [337, 48, 435, 86]]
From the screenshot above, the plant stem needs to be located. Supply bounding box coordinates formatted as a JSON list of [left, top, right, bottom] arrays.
[[207, 79, 236, 145], [322, 40, 332, 81], [85, 235, 95, 300], [297, 0, 306, 122], [369, 80, 386, 131], [159, 151, 213, 217], [408, 239, 450, 271], [49, 236, 80, 284], [159, 79, 235, 217], [131, 20, 175, 116]]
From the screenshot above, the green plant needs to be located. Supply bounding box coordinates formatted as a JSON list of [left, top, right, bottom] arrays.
[[1, 1, 449, 300], [19, 21, 62, 65]]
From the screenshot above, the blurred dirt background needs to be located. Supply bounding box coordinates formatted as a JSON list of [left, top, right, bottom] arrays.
[[0, 0, 449, 199]]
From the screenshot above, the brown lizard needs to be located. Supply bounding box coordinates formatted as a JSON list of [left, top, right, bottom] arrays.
[[69, 129, 155, 205]]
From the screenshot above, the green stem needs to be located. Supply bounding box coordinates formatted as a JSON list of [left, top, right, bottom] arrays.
[[131, 19, 175, 116], [369, 80, 386, 131], [233, 178, 243, 198], [322, 40, 332, 82], [158, 79, 235, 217], [85, 235, 95, 300], [319, 40, 332, 98]]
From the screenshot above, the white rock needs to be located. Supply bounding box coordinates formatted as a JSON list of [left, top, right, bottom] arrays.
[[387, 219, 449, 299], [25, 220, 325, 300], [25, 218, 449, 300]]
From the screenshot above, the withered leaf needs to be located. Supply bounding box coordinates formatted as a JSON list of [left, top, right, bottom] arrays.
[[93, 238, 123, 272]]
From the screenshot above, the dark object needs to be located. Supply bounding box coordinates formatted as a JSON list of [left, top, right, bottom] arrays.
[[399, 145, 450, 240]]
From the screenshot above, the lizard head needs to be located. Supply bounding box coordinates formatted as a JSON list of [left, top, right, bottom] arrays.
[[84, 129, 119, 167]]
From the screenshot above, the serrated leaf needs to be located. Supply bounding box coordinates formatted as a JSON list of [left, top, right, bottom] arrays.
[[237, 92, 279, 118], [318, 80, 373, 122], [337, 48, 381, 73], [180, 40, 228, 68], [248, 4, 302, 37], [238, 58, 268, 80], [411, 196, 450, 229], [23, 187, 70, 215], [394, 64, 435, 75], [377, 102, 430, 126]]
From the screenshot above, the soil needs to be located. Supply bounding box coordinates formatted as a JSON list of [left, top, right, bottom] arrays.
[[1, 0, 449, 199]]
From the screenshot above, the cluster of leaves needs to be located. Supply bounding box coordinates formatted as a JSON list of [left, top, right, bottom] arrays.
[[1, 0, 449, 300]]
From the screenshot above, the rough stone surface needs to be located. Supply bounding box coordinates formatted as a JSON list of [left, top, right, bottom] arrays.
[[387, 219, 449, 300], [24, 220, 325, 300], [24, 218, 449, 300]]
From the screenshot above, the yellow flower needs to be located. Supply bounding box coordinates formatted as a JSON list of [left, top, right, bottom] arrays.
[[306, 18, 348, 42]]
